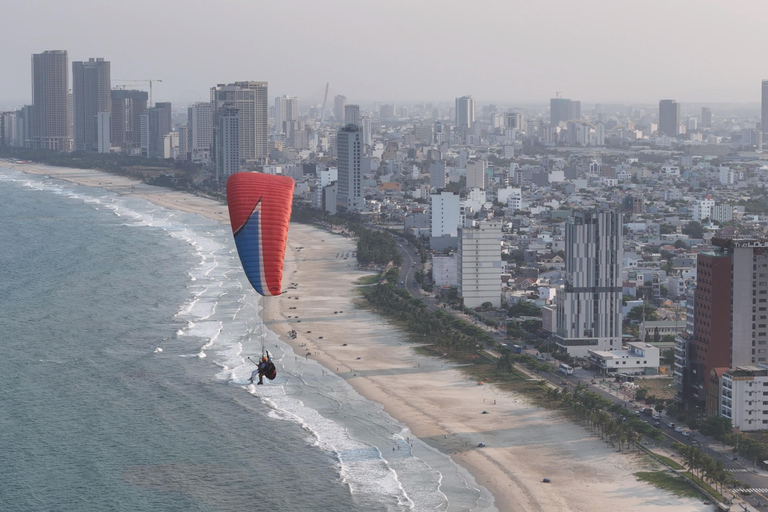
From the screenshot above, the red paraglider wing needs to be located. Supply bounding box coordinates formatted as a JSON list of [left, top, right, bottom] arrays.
[[226, 173, 294, 296]]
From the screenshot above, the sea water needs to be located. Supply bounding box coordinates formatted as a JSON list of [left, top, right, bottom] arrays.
[[0, 165, 494, 512]]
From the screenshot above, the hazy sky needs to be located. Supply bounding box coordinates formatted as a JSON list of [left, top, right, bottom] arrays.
[[3, 0, 768, 107]]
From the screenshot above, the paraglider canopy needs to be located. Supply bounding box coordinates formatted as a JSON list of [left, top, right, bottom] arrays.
[[227, 173, 294, 296]]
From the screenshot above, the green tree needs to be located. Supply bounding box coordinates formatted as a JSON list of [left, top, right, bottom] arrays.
[[682, 221, 704, 239], [625, 305, 659, 323], [660, 224, 675, 235], [508, 300, 542, 318]]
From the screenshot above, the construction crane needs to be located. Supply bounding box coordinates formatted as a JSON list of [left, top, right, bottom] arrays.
[[319, 82, 329, 125], [114, 79, 163, 107]]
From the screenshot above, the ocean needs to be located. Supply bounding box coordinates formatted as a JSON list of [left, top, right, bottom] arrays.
[[0, 165, 494, 512]]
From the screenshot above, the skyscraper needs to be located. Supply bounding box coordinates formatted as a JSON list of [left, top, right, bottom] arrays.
[[274, 95, 298, 133], [72, 58, 111, 152], [701, 107, 712, 129], [344, 104, 360, 127], [211, 82, 268, 165], [458, 220, 502, 308], [31, 50, 69, 150], [550, 97, 572, 127], [187, 102, 213, 161], [216, 106, 241, 179], [762, 81, 768, 134], [556, 210, 623, 357], [658, 99, 680, 136], [334, 95, 346, 122], [455, 96, 475, 129], [111, 89, 147, 153], [146, 102, 172, 159], [336, 124, 363, 213]]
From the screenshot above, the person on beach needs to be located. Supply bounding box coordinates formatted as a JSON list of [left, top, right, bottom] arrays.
[[249, 351, 276, 385]]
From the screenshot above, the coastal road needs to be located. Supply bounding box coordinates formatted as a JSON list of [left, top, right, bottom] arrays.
[[394, 237, 422, 299]]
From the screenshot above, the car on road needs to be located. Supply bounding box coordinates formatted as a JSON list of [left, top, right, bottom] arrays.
[[667, 422, 676, 429], [674, 426, 685, 433], [652, 413, 660, 420], [682, 430, 692, 437], [653, 421, 661, 428]]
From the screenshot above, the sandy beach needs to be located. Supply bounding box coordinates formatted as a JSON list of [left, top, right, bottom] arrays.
[[15, 162, 711, 512]]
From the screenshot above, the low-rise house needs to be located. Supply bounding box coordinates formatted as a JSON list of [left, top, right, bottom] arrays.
[[588, 342, 660, 376]]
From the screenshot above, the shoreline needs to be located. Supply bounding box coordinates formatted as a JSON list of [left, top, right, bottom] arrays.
[[12, 162, 710, 512]]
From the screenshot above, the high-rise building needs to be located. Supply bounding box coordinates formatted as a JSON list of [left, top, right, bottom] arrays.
[[430, 191, 461, 238], [344, 104, 360, 127], [659, 99, 680, 137], [187, 102, 213, 161], [570, 100, 581, 121], [762, 81, 768, 134], [31, 50, 69, 150], [505, 112, 522, 130], [685, 238, 768, 412], [333, 95, 346, 122], [361, 116, 372, 146], [379, 104, 396, 120], [556, 210, 623, 357], [455, 96, 475, 129], [72, 58, 111, 152], [429, 160, 446, 189], [550, 97, 572, 127], [458, 220, 502, 308], [96, 111, 110, 153], [274, 95, 298, 133], [216, 106, 241, 179], [111, 89, 147, 153], [336, 124, 364, 212], [466, 160, 486, 190], [146, 102, 172, 159], [177, 125, 188, 160], [211, 82, 268, 165], [701, 107, 712, 129]]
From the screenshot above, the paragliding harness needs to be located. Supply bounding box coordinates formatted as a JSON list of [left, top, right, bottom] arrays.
[[249, 350, 277, 381]]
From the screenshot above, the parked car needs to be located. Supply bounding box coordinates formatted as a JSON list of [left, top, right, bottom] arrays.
[[652, 413, 661, 420], [682, 430, 692, 437], [675, 426, 685, 433], [667, 422, 676, 429]]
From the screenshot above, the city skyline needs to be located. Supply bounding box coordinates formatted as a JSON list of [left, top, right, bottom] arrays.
[[3, 1, 768, 106]]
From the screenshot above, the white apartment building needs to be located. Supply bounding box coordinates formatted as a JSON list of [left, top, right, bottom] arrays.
[[432, 254, 458, 287], [556, 210, 623, 357], [210, 81, 269, 164], [431, 192, 461, 238], [711, 204, 733, 223], [458, 220, 502, 308], [692, 199, 715, 222], [188, 102, 213, 161], [720, 366, 768, 431], [314, 167, 338, 209], [588, 342, 660, 375], [466, 160, 486, 190]]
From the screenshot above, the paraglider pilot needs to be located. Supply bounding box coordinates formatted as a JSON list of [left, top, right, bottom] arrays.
[[250, 351, 277, 385]]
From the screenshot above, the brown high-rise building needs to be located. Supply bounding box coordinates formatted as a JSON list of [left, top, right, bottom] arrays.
[[688, 238, 768, 414], [111, 89, 148, 153], [690, 252, 732, 411], [72, 58, 111, 152], [31, 50, 70, 150]]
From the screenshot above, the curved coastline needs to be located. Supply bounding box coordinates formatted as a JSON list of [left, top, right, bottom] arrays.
[[15, 162, 710, 512]]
